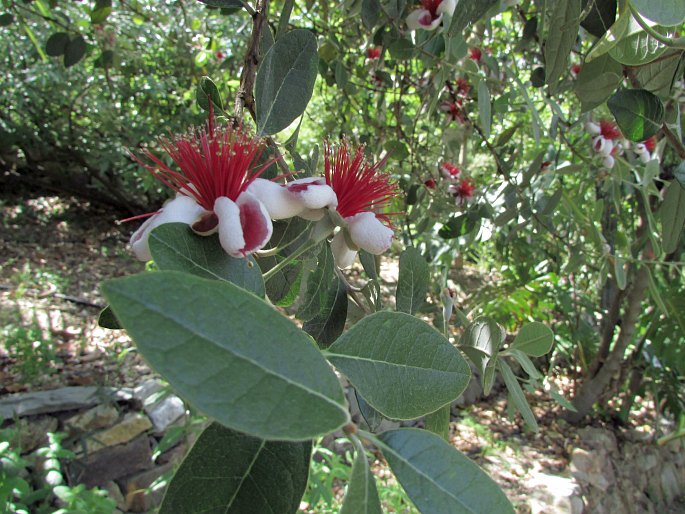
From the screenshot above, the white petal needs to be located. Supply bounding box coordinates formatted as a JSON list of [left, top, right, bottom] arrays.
[[634, 143, 646, 154], [602, 155, 615, 169], [285, 177, 338, 210], [346, 211, 394, 255], [299, 208, 327, 221], [130, 195, 205, 261], [585, 122, 601, 136], [639, 152, 651, 164], [214, 197, 244, 258], [437, 0, 457, 17], [331, 231, 358, 269], [406, 9, 441, 31], [246, 178, 302, 220]]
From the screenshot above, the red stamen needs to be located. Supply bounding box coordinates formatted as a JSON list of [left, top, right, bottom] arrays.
[[599, 120, 621, 140]]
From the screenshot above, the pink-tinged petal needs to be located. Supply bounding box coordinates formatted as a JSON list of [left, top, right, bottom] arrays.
[[585, 122, 601, 136], [437, 0, 457, 16], [130, 195, 206, 261], [246, 178, 303, 219], [214, 197, 244, 258], [634, 143, 647, 154], [237, 192, 273, 255], [286, 177, 339, 211], [407, 9, 441, 30], [346, 211, 394, 255], [602, 155, 615, 169], [331, 231, 359, 269]]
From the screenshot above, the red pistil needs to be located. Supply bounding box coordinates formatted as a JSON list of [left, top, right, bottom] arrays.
[[643, 136, 656, 152], [324, 140, 400, 225], [453, 178, 474, 200], [134, 121, 271, 212], [599, 120, 621, 140], [442, 162, 460, 178], [367, 47, 382, 60]]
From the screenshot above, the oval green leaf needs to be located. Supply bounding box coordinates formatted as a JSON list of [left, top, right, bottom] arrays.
[[661, 177, 685, 254], [509, 322, 554, 357], [160, 423, 311, 514], [499, 360, 538, 431], [102, 271, 349, 440], [340, 443, 382, 514], [255, 29, 318, 135], [373, 429, 514, 514], [395, 247, 429, 316], [459, 317, 504, 395], [196, 76, 224, 112], [607, 88, 664, 141], [630, 0, 685, 27], [45, 32, 70, 57], [64, 35, 87, 67], [327, 311, 471, 420], [544, 0, 581, 93], [149, 223, 264, 297]]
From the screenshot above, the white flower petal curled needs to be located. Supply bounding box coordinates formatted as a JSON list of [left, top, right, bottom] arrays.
[[346, 211, 394, 255], [214, 193, 273, 258], [130, 195, 206, 262], [331, 230, 358, 269], [585, 122, 601, 136], [602, 155, 615, 169], [247, 177, 338, 220], [285, 177, 338, 211], [437, 0, 457, 16], [407, 9, 442, 31]]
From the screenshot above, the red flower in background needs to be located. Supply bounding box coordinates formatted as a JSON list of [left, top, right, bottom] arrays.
[[449, 178, 475, 205], [469, 47, 482, 63], [367, 47, 382, 60]]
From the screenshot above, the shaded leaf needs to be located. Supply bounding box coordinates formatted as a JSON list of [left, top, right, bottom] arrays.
[[362, 0, 381, 30], [196, 76, 224, 112], [45, 32, 69, 57], [581, 0, 617, 37], [327, 312, 471, 420], [149, 223, 264, 297], [64, 35, 87, 67], [608, 22, 669, 65], [256, 29, 318, 135], [374, 429, 514, 514], [340, 445, 382, 514], [636, 52, 685, 98], [459, 317, 504, 395], [355, 390, 386, 433], [607, 88, 664, 141], [395, 247, 429, 315], [544, 0, 581, 93], [630, 0, 685, 27], [424, 404, 450, 441], [159, 423, 311, 514], [297, 243, 335, 321], [447, 0, 499, 37], [499, 360, 538, 431], [574, 53, 624, 112], [97, 306, 120, 330], [661, 176, 685, 254], [477, 79, 491, 138], [509, 322, 554, 357], [302, 275, 348, 349], [0, 13, 14, 27], [102, 271, 349, 440]]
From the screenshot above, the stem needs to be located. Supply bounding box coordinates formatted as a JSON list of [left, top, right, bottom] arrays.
[[262, 238, 320, 282], [234, 0, 269, 122]]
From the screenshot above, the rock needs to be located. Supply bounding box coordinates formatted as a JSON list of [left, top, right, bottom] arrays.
[[578, 427, 618, 453], [8, 416, 58, 453], [67, 434, 153, 488], [145, 395, 185, 433], [156, 442, 187, 466], [661, 464, 680, 504], [104, 480, 127, 511], [83, 413, 152, 454], [0, 387, 113, 418], [571, 448, 613, 492], [64, 404, 120, 434], [120, 462, 174, 513], [133, 379, 165, 407], [526, 472, 584, 514]]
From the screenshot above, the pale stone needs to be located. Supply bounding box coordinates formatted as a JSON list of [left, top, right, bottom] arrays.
[[10, 416, 58, 453], [145, 395, 185, 433], [65, 404, 119, 434], [133, 379, 165, 406], [526, 472, 584, 514], [0, 386, 108, 418], [84, 413, 152, 454], [571, 448, 612, 492], [661, 464, 680, 504]]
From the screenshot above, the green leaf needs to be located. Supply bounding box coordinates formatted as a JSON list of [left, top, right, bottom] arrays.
[[507, 350, 542, 380], [64, 35, 87, 67], [607, 88, 664, 141], [635, 52, 685, 98], [586, 6, 631, 62], [90, 0, 112, 24], [608, 18, 669, 65], [509, 322, 554, 357], [661, 176, 685, 254], [629, 0, 685, 27], [102, 271, 349, 440], [477, 79, 491, 139], [395, 247, 429, 315], [0, 13, 15, 26], [334, 61, 349, 89], [581, 0, 617, 38], [574, 53, 624, 112], [97, 306, 121, 330], [438, 214, 477, 239], [355, 390, 386, 432], [255, 29, 318, 135], [498, 360, 538, 431], [362, 0, 381, 30], [45, 32, 69, 57], [424, 404, 450, 441], [384, 140, 409, 160], [159, 423, 311, 514], [373, 429, 514, 514], [149, 224, 265, 297], [302, 275, 348, 349], [544, 0, 582, 94], [327, 312, 471, 420], [340, 445, 382, 514], [199, 0, 244, 7], [196, 76, 224, 112], [614, 254, 627, 290], [388, 38, 415, 60], [297, 243, 335, 321], [447, 0, 499, 37], [459, 317, 503, 395]]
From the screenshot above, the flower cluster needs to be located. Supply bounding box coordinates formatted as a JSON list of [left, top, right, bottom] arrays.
[[425, 161, 475, 206], [129, 121, 399, 269], [634, 136, 657, 164], [406, 0, 457, 31], [585, 119, 622, 169]]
